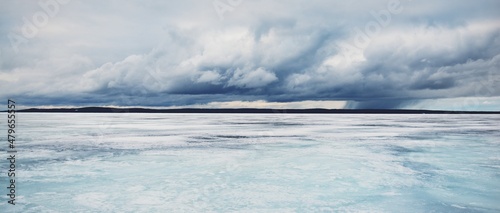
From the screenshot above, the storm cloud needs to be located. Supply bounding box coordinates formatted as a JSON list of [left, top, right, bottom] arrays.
[[1, 0, 499, 110]]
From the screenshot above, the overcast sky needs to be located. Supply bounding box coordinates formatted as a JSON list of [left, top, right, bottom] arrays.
[[1, 0, 499, 110]]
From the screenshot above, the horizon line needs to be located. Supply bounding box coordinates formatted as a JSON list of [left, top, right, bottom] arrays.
[[5, 106, 500, 114]]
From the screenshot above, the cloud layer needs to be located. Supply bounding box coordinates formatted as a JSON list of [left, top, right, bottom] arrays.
[[1, 0, 499, 110]]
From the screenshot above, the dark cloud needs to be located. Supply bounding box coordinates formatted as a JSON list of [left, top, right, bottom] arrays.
[[345, 99, 410, 110]]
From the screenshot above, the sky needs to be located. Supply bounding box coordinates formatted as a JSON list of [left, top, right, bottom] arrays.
[[1, 0, 499, 110]]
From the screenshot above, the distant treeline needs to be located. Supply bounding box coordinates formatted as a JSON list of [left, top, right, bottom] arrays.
[[10, 107, 500, 114]]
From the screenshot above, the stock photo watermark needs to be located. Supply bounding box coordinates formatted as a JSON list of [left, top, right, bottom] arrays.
[[455, 71, 499, 111], [7, 0, 71, 53], [338, 0, 410, 63], [213, 0, 244, 20], [6, 99, 17, 205]]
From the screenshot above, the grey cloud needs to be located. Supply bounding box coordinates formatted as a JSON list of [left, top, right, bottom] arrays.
[[1, 0, 499, 109], [227, 67, 278, 89]]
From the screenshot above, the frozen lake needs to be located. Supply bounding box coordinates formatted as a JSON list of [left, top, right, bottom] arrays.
[[2, 113, 500, 212]]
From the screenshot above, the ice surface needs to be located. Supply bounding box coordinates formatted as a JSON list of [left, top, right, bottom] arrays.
[[1, 113, 499, 212]]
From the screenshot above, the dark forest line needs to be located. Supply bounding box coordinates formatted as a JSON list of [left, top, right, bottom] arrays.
[[10, 107, 500, 114]]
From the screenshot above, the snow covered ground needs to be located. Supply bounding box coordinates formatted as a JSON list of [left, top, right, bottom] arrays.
[[2, 113, 499, 212]]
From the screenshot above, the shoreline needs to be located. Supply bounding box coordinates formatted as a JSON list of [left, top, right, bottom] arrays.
[[5, 107, 500, 114]]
